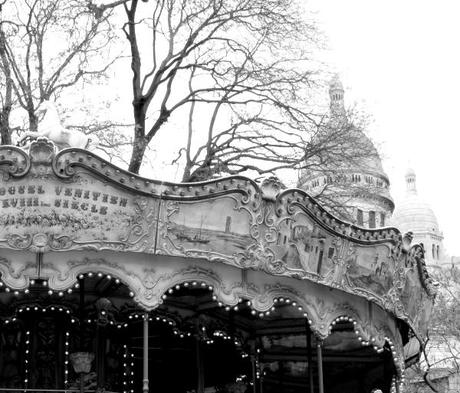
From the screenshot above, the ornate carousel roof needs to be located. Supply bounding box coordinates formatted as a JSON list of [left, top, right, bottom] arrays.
[[0, 139, 436, 392]]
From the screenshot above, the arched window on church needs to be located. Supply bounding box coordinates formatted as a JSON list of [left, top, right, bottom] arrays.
[[432, 244, 435, 259], [436, 245, 440, 260], [369, 211, 376, 229], [357, 209, 363, 226]]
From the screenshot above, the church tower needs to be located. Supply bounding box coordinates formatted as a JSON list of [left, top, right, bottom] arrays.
[[405, 168, 417, 194], [329, 74, 345, 116]]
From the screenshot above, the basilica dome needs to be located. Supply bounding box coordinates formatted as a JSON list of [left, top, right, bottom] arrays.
[[298, 76, 394, 228], [391, 169, 439, 234], [391, 169, 444, 264], [392, 196, 439, 233]]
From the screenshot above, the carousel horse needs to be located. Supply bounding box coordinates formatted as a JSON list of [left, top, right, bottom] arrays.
[[19, 100, 98, 150]]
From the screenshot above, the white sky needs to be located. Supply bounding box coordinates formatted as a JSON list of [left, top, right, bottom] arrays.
[[309, 0, 460, 256]]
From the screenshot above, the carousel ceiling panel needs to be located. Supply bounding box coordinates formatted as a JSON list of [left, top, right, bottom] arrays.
[[0, 140, 436, 346]]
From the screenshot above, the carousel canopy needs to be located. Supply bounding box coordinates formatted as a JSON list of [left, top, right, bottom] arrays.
[[0, 138, 436, 391]]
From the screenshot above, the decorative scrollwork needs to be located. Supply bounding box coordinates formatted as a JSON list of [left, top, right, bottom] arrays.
[[6, 234, 32, 249], [0, 145, 31, 178]]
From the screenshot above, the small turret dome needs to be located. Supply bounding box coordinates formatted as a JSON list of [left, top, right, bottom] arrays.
[[329, 74, 344, 91], [405, 167, 416, 177]]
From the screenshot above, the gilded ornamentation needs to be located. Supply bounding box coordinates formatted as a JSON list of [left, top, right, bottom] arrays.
[[29, 137, 55, 178], [260, 176, 286, 201]]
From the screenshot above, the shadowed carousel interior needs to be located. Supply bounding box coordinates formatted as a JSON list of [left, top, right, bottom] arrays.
[[0, 139, 436, 392], [0, 275, 395, 393]]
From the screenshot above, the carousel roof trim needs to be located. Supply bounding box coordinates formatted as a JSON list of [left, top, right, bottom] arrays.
[[1, 140, 406, 245]]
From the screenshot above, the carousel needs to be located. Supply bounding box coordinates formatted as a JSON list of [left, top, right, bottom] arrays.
[[0, 138, 436, 393]]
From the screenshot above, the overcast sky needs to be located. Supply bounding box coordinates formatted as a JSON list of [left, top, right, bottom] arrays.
[[309, 0, 460, 256]]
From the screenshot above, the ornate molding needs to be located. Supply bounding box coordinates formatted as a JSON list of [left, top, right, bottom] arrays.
[[53, 147, 262, 205], [0, 145, 31, 178]]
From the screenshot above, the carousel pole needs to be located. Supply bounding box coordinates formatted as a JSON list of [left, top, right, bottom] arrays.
[[143, 312, 149, 393], [79, 277, 84, 346], [316, 341, 324, 393], [79, 277, 85, 393], [306, 323, 314, 393], [195, 336, 205, 393], [249, 339, 257, 393]]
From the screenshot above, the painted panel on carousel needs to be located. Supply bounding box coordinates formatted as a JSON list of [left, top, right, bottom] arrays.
[[264, 195, 395, 298], [345, 243, 395, 296], [267, 211, 333, 279], [0, 139, 157, 252], [157, 195, 256, 265]]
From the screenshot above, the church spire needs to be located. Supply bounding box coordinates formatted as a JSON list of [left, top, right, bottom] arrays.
[[405, 168, 417, 194], [329, 74, 345, 116]]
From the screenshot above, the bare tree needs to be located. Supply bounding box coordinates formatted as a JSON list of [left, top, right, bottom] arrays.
[[0, 0, 118, 143], [0, 1, 14, 145], [90, 0, 322, 174]]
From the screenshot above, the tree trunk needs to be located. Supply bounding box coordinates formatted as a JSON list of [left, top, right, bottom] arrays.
[[182, 165, 192, 182], [0, 29, 12, 145], [28, 111, 38, 132], [0, 109, 12, 145], [127, 98, 149, 174], [128, 135, 148, 174]]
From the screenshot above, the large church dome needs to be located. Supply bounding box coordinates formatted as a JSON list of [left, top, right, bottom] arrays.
[[298, 76, 394, 228]]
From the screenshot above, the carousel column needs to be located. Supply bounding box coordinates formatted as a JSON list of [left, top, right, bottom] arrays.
[[257, 339, 263, 393], [306, 323, 314, 393], [79, 278, 85, 393], [249, 339, 258, 393], [316, 341, 324, 393], [143, 313, 149, 393], [195, 336, 205, 393]]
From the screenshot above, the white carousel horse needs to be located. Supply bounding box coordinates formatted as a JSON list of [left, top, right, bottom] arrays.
[[19, 100, 98, 150]]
